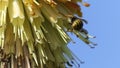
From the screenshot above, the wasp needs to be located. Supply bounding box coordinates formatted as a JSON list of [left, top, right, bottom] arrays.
[[69, 16, 97, 48], [68, 16, 96, 39], [69, 16, 87, 31]]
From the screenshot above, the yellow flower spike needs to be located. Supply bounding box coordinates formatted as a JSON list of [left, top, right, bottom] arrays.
[[0, 0, 96, 68]]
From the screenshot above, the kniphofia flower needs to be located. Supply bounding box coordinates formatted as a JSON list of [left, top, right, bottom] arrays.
[[0, 0, 96, 68]]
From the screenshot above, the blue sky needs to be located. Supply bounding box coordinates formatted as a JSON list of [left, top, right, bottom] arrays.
[[68, 0, 120, 68]]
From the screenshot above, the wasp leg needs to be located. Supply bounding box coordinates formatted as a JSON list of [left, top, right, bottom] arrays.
[[80, 28, 96, 39], [80, 28, 88, 34], [80, 28, 88, 39]]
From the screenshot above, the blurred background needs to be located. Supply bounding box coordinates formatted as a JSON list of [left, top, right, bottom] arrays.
[[68, 0, 120, 68]]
